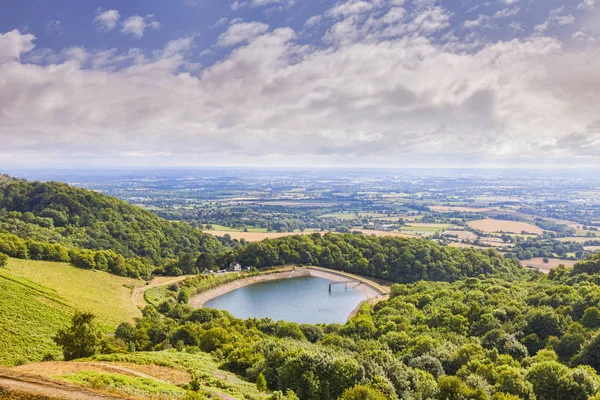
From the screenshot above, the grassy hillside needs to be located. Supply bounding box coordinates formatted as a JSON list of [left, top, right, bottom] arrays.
[[0, 257, 145, 366], [0, 176, 223, 266], [0, 270, 69, 365]]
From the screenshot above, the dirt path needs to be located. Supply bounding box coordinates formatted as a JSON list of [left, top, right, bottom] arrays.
[[131, 275, 192, 310], [0, 369, 128, 399]]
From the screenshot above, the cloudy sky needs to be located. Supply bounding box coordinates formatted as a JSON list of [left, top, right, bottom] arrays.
[[0, 0, 599, 168]]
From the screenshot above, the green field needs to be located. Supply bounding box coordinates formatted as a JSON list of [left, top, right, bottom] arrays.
[[0, 258, 145, 366]]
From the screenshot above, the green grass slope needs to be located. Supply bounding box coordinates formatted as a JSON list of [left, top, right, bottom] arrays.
[[0, 257, 145, 366]]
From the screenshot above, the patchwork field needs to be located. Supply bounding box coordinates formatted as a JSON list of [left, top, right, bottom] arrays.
[[353, 229, 415, 238], [467, 219, 544, 234], [558, 237, 600, 243], [209, 230, 322, 241], [430, 206, 491, 213], [443, 231, 478, 240]]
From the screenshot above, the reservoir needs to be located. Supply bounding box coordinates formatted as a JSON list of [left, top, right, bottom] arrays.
[[203, 275, 366, 324]]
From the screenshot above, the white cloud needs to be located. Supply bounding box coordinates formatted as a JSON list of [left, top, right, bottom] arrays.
[[494, 7, 519, 18], [121, 15, 161, 38], [231, 1, 248, 10], [463, 15, 491, 29], [328, 1, 375, 17], [45, 20, 63, 35], [534, 7, 576, 34], [408, 6, 450, 34], [578, 0, 596, 10], [305, 15, 322, 28], [1, 1, 600, 168], [93, 9, 120, 32], [573, 30, 597, 43], [217, 22, 269, 46], [0, 30, 35, 63]]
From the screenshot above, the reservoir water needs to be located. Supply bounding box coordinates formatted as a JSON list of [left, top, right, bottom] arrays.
[[203, 276, 366, 324]]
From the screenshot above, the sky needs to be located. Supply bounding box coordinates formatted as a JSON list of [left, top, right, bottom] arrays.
[[0, 0, 599, 169]]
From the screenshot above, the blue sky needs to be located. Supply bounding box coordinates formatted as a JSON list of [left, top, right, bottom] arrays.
[[0, 0, 599, 168]]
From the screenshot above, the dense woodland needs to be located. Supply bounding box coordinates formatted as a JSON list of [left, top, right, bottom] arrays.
[[51, 251, 600, 400], [0, 176, 223, 262], [206, 234, 523, 283], [0, 176, 224, 276]]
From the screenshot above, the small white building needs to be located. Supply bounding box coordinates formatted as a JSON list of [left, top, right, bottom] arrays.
[[228, 261, 242, 272]]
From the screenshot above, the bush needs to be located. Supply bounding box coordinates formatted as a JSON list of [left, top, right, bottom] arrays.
[[338, 384, 388, 400], [54, 312, 102, 361], [582, 307, 600, 329], [256, 372, 267, 392], [0, 252, 7, 267], [178, 289, 190, 304]]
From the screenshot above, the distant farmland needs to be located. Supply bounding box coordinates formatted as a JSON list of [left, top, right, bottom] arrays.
[[467, 219, 544, 235], [208, 229, 416, 242], [209, 230, 320, 241], [520, 257, 577, 273]]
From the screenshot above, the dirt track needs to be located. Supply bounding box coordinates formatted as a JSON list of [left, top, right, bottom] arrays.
[[131, 275, 192, 310], [0, 369, 128, 399]]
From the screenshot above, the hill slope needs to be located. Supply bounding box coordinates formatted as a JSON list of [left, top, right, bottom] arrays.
[[0, 176, 223, 272], [0, 257, 145, 366]]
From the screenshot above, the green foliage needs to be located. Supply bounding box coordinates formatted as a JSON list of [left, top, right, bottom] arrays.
[[88, 351, 267, 399], [573, 252, 600, 275], [268, 390, 299, 400], [0, 178, 224, 275], [230, 233, 522, 284], [0, 270, 68, 365], [54, 311, 102, 360], [0, 252, 6, 267], [526, 361, 599, 400], [257, 372, 268, 392], [178, 288, 191, 304], [59, 371, 186, 398], [582, 307, 600, 328], [338, 385, 387, 400]]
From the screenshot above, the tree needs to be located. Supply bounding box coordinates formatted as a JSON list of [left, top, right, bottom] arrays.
[[0, 252, 7, 267], [338, 385, 387, 400], [582, 307, 600, 329], [268, 390, 299, 400], [53, 311, 102, 361], [256, 372, 268, 392], [526, 361, 599, 400], [178, 289, 190, 304]]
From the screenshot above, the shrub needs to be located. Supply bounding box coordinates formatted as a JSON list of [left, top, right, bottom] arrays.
[[54, 311, 102, 361], [256, 372, 267, 392]]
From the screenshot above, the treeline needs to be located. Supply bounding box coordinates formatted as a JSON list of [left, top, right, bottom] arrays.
[[509, 237, 585, 260], [573, 252, 600, 275], [0, 232, 152, 277], [0, 177, 224, 264], [188, 233, 523, 284]]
